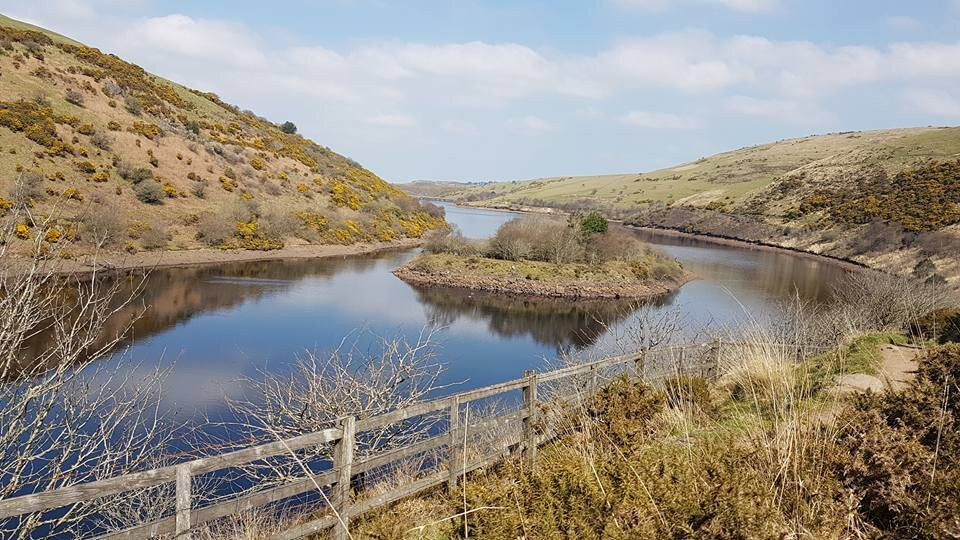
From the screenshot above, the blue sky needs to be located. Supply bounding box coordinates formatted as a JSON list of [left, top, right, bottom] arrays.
[[2, 1, 959, 182]]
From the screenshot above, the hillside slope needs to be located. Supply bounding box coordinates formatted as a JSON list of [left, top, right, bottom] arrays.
[[441, 127, 960, 286], [453, 127, 960, 210], [0, 15, 444, 259]]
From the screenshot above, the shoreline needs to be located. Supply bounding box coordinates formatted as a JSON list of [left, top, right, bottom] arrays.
[[625, 225, 870, 273], [33, 239, 423, 277]]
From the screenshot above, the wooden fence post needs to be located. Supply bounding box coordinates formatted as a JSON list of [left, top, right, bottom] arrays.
[[712, 338, 723, 379], [332, 416, 356, 540], [175, 464, 192, 539], [522, 370, 538, 467], [447, 396, 461, 492]]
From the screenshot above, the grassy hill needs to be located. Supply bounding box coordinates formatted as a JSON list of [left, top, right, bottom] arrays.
[[434, 127, 960, 286], [451, 127, 960, 211], [397, 180, 483, 199], [0, 15, 444, 258]]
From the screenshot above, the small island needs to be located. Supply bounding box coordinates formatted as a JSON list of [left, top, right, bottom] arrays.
[[394, 212, 692, 299]]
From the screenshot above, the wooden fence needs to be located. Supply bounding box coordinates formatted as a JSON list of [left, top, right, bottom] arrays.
[[0, 341, 741, 539]]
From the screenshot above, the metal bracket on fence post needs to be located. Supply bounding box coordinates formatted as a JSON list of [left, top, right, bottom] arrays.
[[332, 415, 356, 540], [447, 395, 461, 492], [522, 370, 538, 468], [175, 464, 192, 539]]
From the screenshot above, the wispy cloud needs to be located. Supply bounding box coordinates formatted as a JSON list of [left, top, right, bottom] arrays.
[[621, 111, 700, 129], [902, 89, 960, 117]]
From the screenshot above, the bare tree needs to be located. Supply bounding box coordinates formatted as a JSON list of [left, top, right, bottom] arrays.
[[0, 199, 172, 538], [226, 327, 452, 487], [831, 271, 955, 332]]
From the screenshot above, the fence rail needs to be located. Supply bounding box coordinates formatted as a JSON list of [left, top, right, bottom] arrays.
[[0, 339, 813, 539]]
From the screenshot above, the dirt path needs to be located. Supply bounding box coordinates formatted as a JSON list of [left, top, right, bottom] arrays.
[[877, 344, 920, 391], [834, 344, 920, 395]]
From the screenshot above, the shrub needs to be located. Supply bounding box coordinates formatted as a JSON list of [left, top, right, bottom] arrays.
[[832, 272, 950, 332], [259, 209, 298, 240], [579, 211, 608, 238], [910, 309, 960, 344], [162, 183, 181, 198], [330, 182, 362, 209], [9, 171, 45, 206], [191, 180, 208, 199], [77, 123, 95, 136], [92, 171, 109, 183], [487, 216, 581, 264], [134, 181, 165, 204], [195, 213, 234, 246], [15, 223, 30, 239], [802, 160, 960, 232], [74, 160, 97, 174], [0, 100, 77, 156], [84, 206, 124, 245], [423, 227, 480, 256], [129, 121, 162, 140], [118, 165, 154, 185], [90, 131, 112, 150], [124, 95, 142, 116], [64, 89, 84, 107], [249, 157, 267, 171], [107, 120, 121, 131], [139, 225, 169, 250], [279, 121, 297, 134], [44, 228, 61, 243], [831, 345, 960, 537], [586, 376, 665, 450]]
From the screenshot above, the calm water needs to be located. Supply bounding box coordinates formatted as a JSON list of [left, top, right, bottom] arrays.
[[88, 201, 849, 422]]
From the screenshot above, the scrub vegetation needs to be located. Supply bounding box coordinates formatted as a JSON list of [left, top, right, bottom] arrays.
[[395, 213, 689, 298], [0, 16, 445, 258], [348, 273, 960, 540]]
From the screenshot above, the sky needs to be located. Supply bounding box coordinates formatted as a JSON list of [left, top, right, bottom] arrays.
[[2, 0, 959, 182]]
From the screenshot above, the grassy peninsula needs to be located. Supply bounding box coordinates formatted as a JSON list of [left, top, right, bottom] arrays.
[[394, 213, 691, 299]]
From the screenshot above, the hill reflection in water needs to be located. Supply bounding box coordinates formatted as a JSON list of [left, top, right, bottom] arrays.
[[413, 284, 676, 349]]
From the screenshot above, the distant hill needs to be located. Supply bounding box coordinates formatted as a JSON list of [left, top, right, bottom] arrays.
[[439, 127, 960, 286], [0, 15, 444, 256], [398, 180, 476, 199]]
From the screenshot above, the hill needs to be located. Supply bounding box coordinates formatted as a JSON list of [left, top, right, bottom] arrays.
[[397, 180, 478, 199], [0, 15, 444, 260], [438, 127, 960, 286]]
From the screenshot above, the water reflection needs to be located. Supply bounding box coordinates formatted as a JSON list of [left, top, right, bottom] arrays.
[[19, 202, 853, 419], [413, 284, 676, 348]]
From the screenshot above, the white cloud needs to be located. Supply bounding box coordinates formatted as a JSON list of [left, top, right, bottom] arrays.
[[621, 111, 700, 129], [902, 89, 960, 117], [363, 113, 418, 128], [707, 0, 777, 12], [440, 119, 478, 135], [613, 0, 778, 12], [724, 96, 831, 125], [119, 14, 266, 69], [598, 31, 754, 93], [507, 115, 552, 134]]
